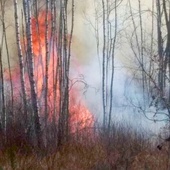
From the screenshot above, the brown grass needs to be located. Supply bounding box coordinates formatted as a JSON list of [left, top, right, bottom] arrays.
[[0, 123, 169, 170]]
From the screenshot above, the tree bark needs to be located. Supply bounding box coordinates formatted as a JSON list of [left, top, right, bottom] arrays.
[[14, 0, 27, 125], [23, 0, 42, 148]]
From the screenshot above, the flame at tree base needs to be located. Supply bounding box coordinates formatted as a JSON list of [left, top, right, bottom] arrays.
[[4, 11, 94, 134]]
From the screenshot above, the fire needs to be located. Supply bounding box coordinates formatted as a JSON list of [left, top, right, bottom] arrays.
[[5, 11, 94, 133]]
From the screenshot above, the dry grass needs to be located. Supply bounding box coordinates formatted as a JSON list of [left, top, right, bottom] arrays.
[[0, 123, 169, 170]]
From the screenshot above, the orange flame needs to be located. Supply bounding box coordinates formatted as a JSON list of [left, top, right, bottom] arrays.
[[5, 11, 94, 133]]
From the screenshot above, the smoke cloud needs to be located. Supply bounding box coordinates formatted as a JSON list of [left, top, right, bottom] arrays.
[[1, 0, 165, 134]]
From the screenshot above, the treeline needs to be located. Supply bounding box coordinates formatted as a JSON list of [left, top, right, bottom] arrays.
[[0, 0, 79, 149]]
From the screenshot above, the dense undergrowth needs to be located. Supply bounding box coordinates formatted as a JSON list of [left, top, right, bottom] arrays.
[[0, 121, 169, 170]]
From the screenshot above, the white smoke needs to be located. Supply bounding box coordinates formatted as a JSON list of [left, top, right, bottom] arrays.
[[1, 0, 165, 134]]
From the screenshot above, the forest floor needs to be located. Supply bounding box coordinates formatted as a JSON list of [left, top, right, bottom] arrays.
[[0, 123, 169, 170]]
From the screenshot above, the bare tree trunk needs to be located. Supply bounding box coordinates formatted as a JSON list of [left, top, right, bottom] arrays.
[[148, 0, 155, 97], [138, 0, 146, 103], [108, 0, 118, 133], [0, 0, 6, 132], [102, 0, 107, 131], [23, 0, 42, 148], [0, 0, 14, 121], [44, 0, 50, 147], [57, 0, 74, 147], [0, 33, 6, 131], [13, 0, 27, 125], [162, 0, 170, 104], [156, 0, 164, 94], [67, 0, 74, 140], [0, 0, 14, 130], [62, 0, 69, 143], [57, 2, 63, 147]]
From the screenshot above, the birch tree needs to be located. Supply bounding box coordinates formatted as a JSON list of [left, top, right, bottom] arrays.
[[101, 0, 120, 132], [0, 0, 6, 132], [125, 0, 170, 122], [23, 0, 41, 148], [14, 0, 28, 126], [57, 0, 74, 147]]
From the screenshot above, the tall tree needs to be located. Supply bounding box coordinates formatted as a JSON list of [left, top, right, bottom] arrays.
[[0, 0, 6, 132], [57, 0, 74, 147], [101, 0, 121, 132], [23, 0, 42, 148], [14, 0, 27, 126]]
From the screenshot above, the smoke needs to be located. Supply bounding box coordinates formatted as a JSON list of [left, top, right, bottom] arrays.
[[68, 0, 165, 133], [0, 0, 21, 68], [1, 0, 165, 133]]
